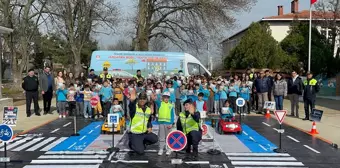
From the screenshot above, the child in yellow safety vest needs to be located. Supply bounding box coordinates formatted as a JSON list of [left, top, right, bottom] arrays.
[[155, 92, 175, 156]]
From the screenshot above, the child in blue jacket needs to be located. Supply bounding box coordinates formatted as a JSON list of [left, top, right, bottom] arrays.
[[239, 81, 250, 114], [199, 84, 210, 101], [56, 84, 68, 118], [228, 80, 240, 113]]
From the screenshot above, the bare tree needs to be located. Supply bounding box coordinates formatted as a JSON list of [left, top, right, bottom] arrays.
[[45, 0, 119, 74], [0, 0, 47, 87], [149, 37, 168, 51], [107, 39, 133, 51], [133, 0, 256, 51]]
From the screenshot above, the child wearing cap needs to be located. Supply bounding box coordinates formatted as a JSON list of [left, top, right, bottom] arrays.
[[155, 91, 175, 156]]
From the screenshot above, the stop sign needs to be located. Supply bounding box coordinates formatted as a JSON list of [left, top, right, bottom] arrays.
[[201, 124, 208, 136], [90, 97, 99, 106]]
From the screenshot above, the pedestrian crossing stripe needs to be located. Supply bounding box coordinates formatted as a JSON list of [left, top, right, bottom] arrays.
[[0, 136, 68, 152], [225, 152, 305, 167]]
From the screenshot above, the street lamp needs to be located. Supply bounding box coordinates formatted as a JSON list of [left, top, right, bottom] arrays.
[[0, 26, 14, 99]]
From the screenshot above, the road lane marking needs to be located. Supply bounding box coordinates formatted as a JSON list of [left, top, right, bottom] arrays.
[[185, 161, 209, 164], [242, 131, 248, 136], [225, 153, 290, 156], [12, 137, 44, 151], [31, 160, 103, 164], [38, 155, 107, 159], [258, 144, 267, 151], [0, 137, 22, 147], [111, 160, 148, 163], [95, 125, 100, 129], [24, 165, 100, 168], [287, 136, 300, 142], [88, 130, 94, 134], [79, 136, 86, 141], [304, 145, 320, 153], [262, 122, 271, 127], [231, 161, 304, 166], [0, 137, 33, 151], [40, 137, 67, 151], [45, 151, 109, 154], [68, 142, 77, 149], [249, 136, 255, 141], [50, 128, 60, 133], [26, 137, 56, 151], [63, 122, 72, 127], [223, 163, 228, 168], [273, 128, 278, 132], [234, 167, 308, 168], [228, 157, 296, 161]]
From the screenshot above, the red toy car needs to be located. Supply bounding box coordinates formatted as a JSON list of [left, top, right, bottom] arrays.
[[217, 117, 242, 134]]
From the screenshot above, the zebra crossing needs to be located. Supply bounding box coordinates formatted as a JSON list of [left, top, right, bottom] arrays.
[[225, 152, 307, 168], [0, 136, 68, 152], [23, 151, 109, 168]]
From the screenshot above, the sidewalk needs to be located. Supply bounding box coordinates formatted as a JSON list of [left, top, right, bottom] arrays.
[[279, 98, 340, 145], [2, 99, 59, 135]]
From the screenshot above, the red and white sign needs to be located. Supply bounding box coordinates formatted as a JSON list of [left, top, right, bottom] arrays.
[[201, 124, 208, 136], [96, 55, 100, 59], [274, 110, 287, 124], [90, 97, 99, 107]]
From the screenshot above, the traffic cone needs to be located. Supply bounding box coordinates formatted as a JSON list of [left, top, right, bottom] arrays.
[[309, 121, 319, 135], [265, 109, 271, 118]]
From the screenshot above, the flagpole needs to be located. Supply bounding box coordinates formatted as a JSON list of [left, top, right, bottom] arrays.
[[308, 2, 312, 71]]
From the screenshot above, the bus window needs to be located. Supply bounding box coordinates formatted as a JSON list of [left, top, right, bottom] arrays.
[[188, 63, 200, 75]]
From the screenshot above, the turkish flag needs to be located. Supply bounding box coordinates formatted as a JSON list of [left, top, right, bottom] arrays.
[[311, 0, 317, 4]]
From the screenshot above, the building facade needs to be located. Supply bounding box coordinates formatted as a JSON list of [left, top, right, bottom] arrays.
[[221, 0, 339, 67]]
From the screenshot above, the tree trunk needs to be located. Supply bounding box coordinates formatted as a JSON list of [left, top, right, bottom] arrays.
[[72, 46, 83, 76], [134, 0, 151, 51]]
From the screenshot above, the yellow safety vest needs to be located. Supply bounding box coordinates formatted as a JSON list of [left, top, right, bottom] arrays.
[[130, 105, 151, 134], [99, 73, 112, 79], [134, 75, 144, 82], [179, 112, 199, 135], [303, 78, 317, 86], [158, 101, 173, 123]]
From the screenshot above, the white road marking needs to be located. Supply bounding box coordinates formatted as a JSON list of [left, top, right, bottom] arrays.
[[23, 165, 101, 168], [0, 137, 22, 147], [26, 137, 56, 151], [95, 125, 101, 129], [40, 137, 67, 151], [234, 167, 308, 168], [223, 163, 228, 168], [185, 161, 210, 164], [63, 122, 72, 127], [68, 142, 77, 149], [249, 136, 255, 141], [273, 128, 278, 132], [258, 144, 267, 151], [79, 136, 86, 141], [88, 130, 94, 134], [111, 160, 148, 163], [45, 151, 109, 155], [304, 145, 320, 153], [242, 131, 248, 136], [31, 160, 103, 164], [50, 128, 60, 133], [231, 161, 304, 166], [12, 137, 44, 151], [225, 153, 290, 156], [118, 149, 157, 152], [228, 157, 297, 161], [262, 122, 271, 127], [287, 136, 300, 143], [0, 137, 33, 151], [38, 155, 107, 159]]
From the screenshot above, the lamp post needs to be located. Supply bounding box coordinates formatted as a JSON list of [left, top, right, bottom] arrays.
[[0, 26, 14, 99]]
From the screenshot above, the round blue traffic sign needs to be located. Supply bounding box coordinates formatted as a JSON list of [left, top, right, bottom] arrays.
[[236, 97, 245, 107], [0, 124, 13, 142], [166, 130, 187, 151]]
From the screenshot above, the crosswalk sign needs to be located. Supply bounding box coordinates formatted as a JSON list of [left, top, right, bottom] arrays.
[[102, 61, 111, 68]]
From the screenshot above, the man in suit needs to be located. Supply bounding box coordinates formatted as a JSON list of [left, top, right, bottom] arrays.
[[39, 66, 55, 115], [287, 71, 304, 118]]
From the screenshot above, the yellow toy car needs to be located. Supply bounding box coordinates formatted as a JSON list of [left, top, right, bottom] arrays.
[[101, 115, 126, 134]]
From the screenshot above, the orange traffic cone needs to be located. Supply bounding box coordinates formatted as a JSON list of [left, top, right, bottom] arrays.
[[265, 109, 271, 118], [309, 121, 319, 135]]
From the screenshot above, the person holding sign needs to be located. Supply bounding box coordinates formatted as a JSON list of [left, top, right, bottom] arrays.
[[302, 71, 320, 121], [128, 90, 158, 155], [155, 92, 175, 156], [176, 99, 202, 160]]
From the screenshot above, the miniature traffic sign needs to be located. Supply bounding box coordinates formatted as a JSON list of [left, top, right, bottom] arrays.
[[108, 113, 119, 125], [166, 130, 187, 151], [202, 124, 208, 136], [90, 97, 99, 107], [0, 124, 13, 142], [236, 98, 245, 107], [274, 110, 287, 124]]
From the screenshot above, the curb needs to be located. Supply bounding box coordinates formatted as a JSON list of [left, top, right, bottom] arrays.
[[13, 117, 59, 138]]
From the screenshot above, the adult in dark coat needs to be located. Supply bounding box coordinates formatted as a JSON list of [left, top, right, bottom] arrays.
[[39, 66, 55, 115]]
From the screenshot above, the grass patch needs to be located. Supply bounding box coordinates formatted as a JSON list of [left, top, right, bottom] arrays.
[[2, 87, 23, 95]]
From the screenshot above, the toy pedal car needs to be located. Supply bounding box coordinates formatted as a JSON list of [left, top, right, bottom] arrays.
[[217, 117, 242, 135], [101, 114, 125, 134]]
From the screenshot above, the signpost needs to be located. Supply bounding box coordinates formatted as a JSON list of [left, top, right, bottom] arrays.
[[273, 110, 287, 153], [167, 130, 187, 165], [107, 114, 119, 153], [0, 124, 13, 167], [236, 98, 246, 123], [264, 101, 276, 111], [2, 107, 18, 126]]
